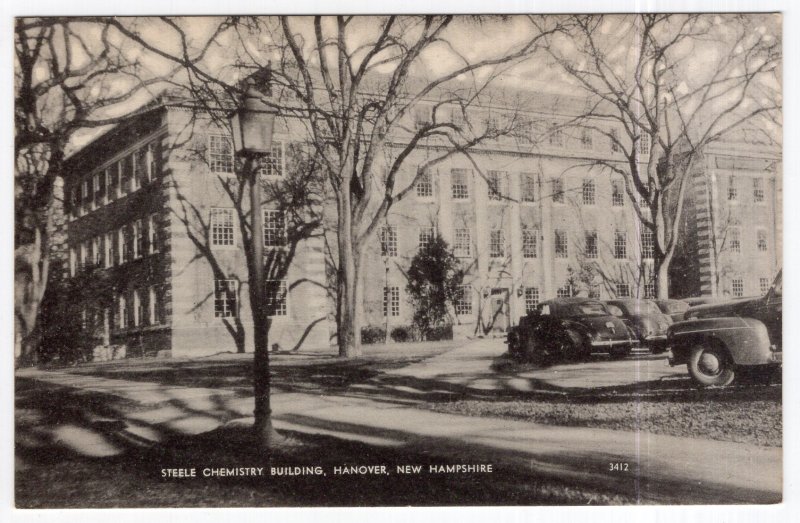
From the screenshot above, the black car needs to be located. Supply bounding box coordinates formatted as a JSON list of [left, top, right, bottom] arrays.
[[653, 299, 690, 323], [506, 298, 638, 364], [605, 299, 673, 353]]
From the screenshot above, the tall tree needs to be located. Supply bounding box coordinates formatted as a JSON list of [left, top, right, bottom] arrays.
[[547, 14, 781, 298]]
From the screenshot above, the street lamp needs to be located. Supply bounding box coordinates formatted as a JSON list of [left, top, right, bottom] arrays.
[[229, 68, 279, 443]]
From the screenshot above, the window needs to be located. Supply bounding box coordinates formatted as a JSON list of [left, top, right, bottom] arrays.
[[614, 231, 627, 259], [585, 231, 598, 258], [610, 128, 620, 152], [643, 281, 656, 299], [760, 277, 771, 295], [104, 232, 114, 268], [416, 169, 433, 199], [612, 179, 625, 206], [557, 285, 572, 298], [133, 289, 142, 327], [552, 179, 564, 203], [729, 228, 741, 254], [93, 172, 103, 207], [418, 227, 435, 250], [454, 229, 471, 257], [148, 286, 157, 325], [582, 179, 596, 205], [92, 236, 102, 266], [637, 134, 650, 155], [580, 128, 593, 150], [82, 178, 91, 215], [383, 286, 400, 317], [106, 165, 118, 201], [69, 187, 79, 220], [522, 229, 538, 258], [521, 172, 536, 202], [524, 287, 540, 313], [118, 227, 126, 264], [616, 283, 631, 298], [413, 105, 431, 130], [753, 178, 764, 203], [264, 210, 287, 248], [69, 246, 76, 276], [728, 175, 738, 201], [134, 147, 147, 189], [455, 285, 473, 316], [641, 229, 655, 259], [147, 142, 158, 182], [266, 280, 288, 317], [210, 208, 235, 247], [133, 219, 144, 259], [79, 240, 89, 269], [555, 230, 568, 258], [209, 133, 234, 173], [257, 142, 284, 177], [148, 213, 160, 254], [214, 279, 238, 318], [117, 294, 127, 329], [120, 155, 133, 195], [490, 229, 505, 258], [487, 170, 508, 201], [380, 225, 398, 257], [451, 169, 470, 200], [150, 285, 166, 325], [732, 278, 744, 298], [757, 229, 768, 252], [549, 123, 564, 147]]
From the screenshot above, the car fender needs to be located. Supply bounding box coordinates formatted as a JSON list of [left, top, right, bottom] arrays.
[[667, 316, 772, 366]]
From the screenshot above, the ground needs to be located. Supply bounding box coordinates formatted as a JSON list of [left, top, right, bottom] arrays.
[[15, 338, 782, 507]]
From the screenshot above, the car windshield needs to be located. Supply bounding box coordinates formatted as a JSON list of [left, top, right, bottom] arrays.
[[617, 300, 662, 315], [563, 302, 608, 317]]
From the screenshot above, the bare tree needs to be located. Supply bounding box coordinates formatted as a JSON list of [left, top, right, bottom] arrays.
[[14, 17, 176, 364], [547, 14, 781, 298]]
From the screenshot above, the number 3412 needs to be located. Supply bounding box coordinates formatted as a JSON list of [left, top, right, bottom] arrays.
[[608, 462, 629, 472]]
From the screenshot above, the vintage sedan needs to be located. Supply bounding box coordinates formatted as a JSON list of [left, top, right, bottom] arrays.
[[605, 299, 673, 353], [654, 299, 690, 323], [506, 298, 638, 364], [666, 271, 782, 386]]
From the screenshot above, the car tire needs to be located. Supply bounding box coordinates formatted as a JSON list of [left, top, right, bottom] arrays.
[[687, 342, 735, 387]]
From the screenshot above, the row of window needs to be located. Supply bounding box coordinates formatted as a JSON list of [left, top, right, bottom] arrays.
[[726, 228, 770, 254], [69, 140, 160, 220], [213, 279, 287, 318], [730, 276, 773, 298], [111, 285, 168, 331], [208, 134, 285, 176], [726, 176, 769, 203], [209, 208, 286, 248], [69, 214, 161, 276]]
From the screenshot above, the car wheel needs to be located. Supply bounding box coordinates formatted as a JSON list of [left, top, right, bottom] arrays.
[[687, 343, 735, 387]]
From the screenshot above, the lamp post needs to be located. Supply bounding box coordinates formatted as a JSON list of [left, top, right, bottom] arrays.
[[229, 67, 279, 443]]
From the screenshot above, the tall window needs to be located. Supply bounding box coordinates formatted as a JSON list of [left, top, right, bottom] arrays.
[[380, 225, 398, 257], [524, 287, 540, 313], [487, 170, 508, 201], [209, 133, 234, 173], [214, 279, 237, 318], [383, 286, 400, 317], [210, 208, 235, 246], [612, 179, 625, 206], [117, 294, 127, 329], [93, 172, 103, 208], [732, 278, 744, 298], [641, 229, 655, 259], [582, 179, 596, 205], [753, 178, 765, 203], [69, 246, 76, 276], [728, 175, 738, 201], [549, 123, 564, 147], [521, 172, 536, 202], [610, 128, 620, 152], [148, 286, 158, 325], [451, 169, 470, 200], [585, 231, 598, 258], [263, 210, 286, 248], [120, 155, 133, 195], [416, 169, 433, 199], [148, 213, 160, 254], [757, 229, 768, 252], [522, 230, 538, 258], [418, 227, 435, 250], [266, 280, 288, 317], [134, 146, 148, 189], [637, 134, 650, 155], [257, 142, 284, 177], [580, 128, 593, 150], [557, 285, 572, 298], [92, 236, 102, 266], [555, 230, 568, 258], [454, 228, 471, 257], [133, 289, 143, 327], [133, 219, 144, 259], [455, 285, 473, 316], [490, 229, 505, 258], [729, 228, 741, 254], [616, 283, 631, 298], [104, 232, 114, 268], [82, 178, 91, 215], [644, 281, 656, 299], [552, 179, 564, 203], [117, 227, 126, 264], [105, 166, 117, 202], [147, 142, 158, 182], [760, 277, 771, 295], [614, 231, 627, 259]]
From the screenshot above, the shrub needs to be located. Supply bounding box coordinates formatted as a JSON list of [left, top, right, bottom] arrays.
[[390, 326, 413, 343], [361, 326, 386, 345], [425, 324, 453, 341]]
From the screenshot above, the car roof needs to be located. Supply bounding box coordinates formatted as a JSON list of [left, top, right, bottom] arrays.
[[541, 297, 603, 305]]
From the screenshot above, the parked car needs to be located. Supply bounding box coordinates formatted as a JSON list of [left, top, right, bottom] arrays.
[[654, 299, 690, 323], [605, 299, 673, 353], [684, 296, 725, 307], [666, 271, 782, 386], [506, 298, 638, 364]]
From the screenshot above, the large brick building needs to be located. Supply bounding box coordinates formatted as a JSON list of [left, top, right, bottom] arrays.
[[62, 89, 781, 355]]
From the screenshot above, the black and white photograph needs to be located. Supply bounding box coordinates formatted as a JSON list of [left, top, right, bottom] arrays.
[[8, 6, 786, 514]]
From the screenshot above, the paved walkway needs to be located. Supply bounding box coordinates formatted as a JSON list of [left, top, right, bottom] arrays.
[[16, 366, 781, 504]]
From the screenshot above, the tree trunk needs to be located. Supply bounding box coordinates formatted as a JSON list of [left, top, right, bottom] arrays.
[[655, 256, 671, 300], [336, 188, 362, 358]]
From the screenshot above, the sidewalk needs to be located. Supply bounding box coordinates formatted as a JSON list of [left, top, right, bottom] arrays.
[[16, 367, 781, 504]]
